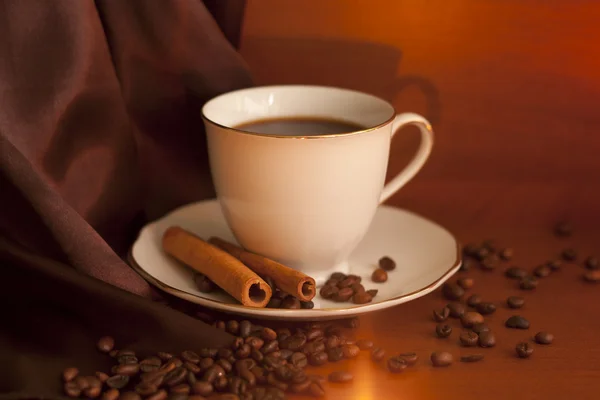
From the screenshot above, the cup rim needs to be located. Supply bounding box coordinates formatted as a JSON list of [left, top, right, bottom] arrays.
[[201, 84, 396, 139]]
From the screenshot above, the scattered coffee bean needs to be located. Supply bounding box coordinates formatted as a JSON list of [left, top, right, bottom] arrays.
[[462, 243, 479, 257], [308, 382, 325, 397], [554, 221, 572, 237], [379, 256, 396, 271], [505, 315, 530, 329], [135, 382, 158, 396], [584, 270, 600, 283], [562, 248, 577, 261], [460, 354, 484, 363], [519, 276, 538, 290], [534, 331, 554, 345], [515, 342, 533, 358], [507, 296, 525, 309], [158, 352, 174, 361], [301, 300, 315, 309], [585, 257, 599, 270], [435, 324, 452, 338], [342, 344, 360, 359], [460, 258, 475, 272], [356, 339, 374, 350], [481, 254, 499, 270], [325, 335, 341, 350], [239, 320, 252, 338], [442, 282, 465, 300], [102, 388, 120, 400], [398, 352, 418, 365], [63, 367, 79, 382], [476, 302, 497, 315], [367, 289, 378, 298], [97, 336, 115, 353], [261, 340, 279, 354], [461, 312, 484, 328], [327, 347, 345, 362], [372, 268, 388, 283], [181, 350, 200, 364], [95, 372, 109, 383], [447, 302, 466, 318], [433, 307, 450, 322], [226, 320, 240, 335], [328, 371, 354, 382], [505, 267, 528, 279], [371, 347, 386, 362], [471, 323, 490, 335], [466, 294, 483, 308], [431, 352, 453, 367], [457, 277, 474, 290], [119, 392, 140, 400], [547, 259, 562, 271], [308, 352, 328, 366], [333, 287, 354, 302], [106, 375, 130, 389], [499, 248, 514, 261], [482, 239, 497, 252], [386, 357, 408, 373], [113, 363, 140, 376], [533, 265, 551, 278], [459, 330, 479, 347], [478, 331, 496, 348], [475, 247, 490, 261], [194, 273, 215, 293], [64, 382, 81, 398]]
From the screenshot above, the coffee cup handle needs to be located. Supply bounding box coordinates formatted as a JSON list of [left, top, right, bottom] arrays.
[[379, 112, 434, 204]]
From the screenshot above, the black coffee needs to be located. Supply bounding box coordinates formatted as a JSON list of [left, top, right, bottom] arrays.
[[235, 117, 364, 136]]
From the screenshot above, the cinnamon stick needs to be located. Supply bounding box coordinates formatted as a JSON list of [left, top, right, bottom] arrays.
[[162, 226, 272, 308], [208, 237, 316, 302]]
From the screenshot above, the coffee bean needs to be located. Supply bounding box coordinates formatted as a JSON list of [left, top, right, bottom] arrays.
[[516, 342, 533, 358], [259, 327, 277, 342], [281, 295, 301, 309], [290, 379, 312, 394], [562, 248, 577, 261], [121, 391, 142, 400], [463, 243, 479, 257], [198, 357, 214, 370], [471, 323, 490, 335], [228, 376, 247, 395], [302, 341, 325, 355], [366, 289, 379, 298], [584, 270, 600, 283], [97, 336, 115, 353], [457, 278, 474, 290], [231, 337, 244, 351], [533, 265, 551, 278], [325, 335, 341, 350], [505, 315, 530, 329], [466, 294, 482, 308], [308, 382, 326, 397], [74, 376, 90, 390], [482, 239, 498, 252], [319, 285, 338, 299], [333, 287, 354, 302], [102, 388, 120, 400], [225, 320, 240, 335], [327, 347, 345, 362], [118, 354, 139, 365], [181, 351, 200, 364], [394, 352, 417, 366], [280, 335, 306, 352], [194, 273, 214, 292], [547, 259, 562, 271], [356, 339, 374, 350], [164, 367, 187, 386], [135, 382, 159, 396], [144, 390, 167, 400], [158, 352, 174, 361], [250, 366, 267, 385], [430, 352, 453, 367], [239, 320, 252, 338], [261, 340, 279, 354], [286, 351, 307, 368], [344, 317, 361, 329], [371, 268, 388, 283], [478, 331, 496, 347], [476, 302, 496, 315], [460, 354, 484, 363], [371, 347, 386, 362], [585, 256, 599, 270], [433, 306, 450, 322], [247, 336, 265, 351], [534, 331, 554, 345], [235, 344, 252, 359], [172, 384, 191, 395], [481, 254, 500, 270], [475, 247, 490, 261], [507, 296, 525, 309], [384, 356, 407, 373], [213, 375, 229, 391], [216, 359, 233, 373], [64, 382, 81, 398], [250, 348, 264, 363], [379, 256, 396, 271], [266, 373, 288, 391], [186, 371, 196, 385], [338, 276, 359, 288], [554, 221, 572, 237], [460, 258, 475, 272], [459, 330, 479, 347], [505, 267, 528, 279], [63, 367, 79, 382], [267, 298, 282, 308], [308, 352, 328, 366], [306, 328, 324, 342], [301, 300, 315, 309], [435, 324, 452, 338], [447, 302, 466, 318], [106, 375, 130, 389], [95, 371, 109, 382], [342, 344, 360, 359], [160, 360, 178, 373], [499, 248, 514, 261], [519, 276, 538, 290], [442, 282, 464, 300], [277, 349, 292, 361], [461, 311, 484, 328], [325, 370, 353, 383], [353, 291, 373, 304]]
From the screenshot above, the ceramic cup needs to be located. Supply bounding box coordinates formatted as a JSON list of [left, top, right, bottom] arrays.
[[202, 85, 434, 284]]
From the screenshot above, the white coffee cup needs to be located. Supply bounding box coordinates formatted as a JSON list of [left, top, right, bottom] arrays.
[[202, 85, 433, 284]]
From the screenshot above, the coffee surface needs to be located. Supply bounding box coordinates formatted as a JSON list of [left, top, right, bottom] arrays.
[[235, 117, 365, 136]]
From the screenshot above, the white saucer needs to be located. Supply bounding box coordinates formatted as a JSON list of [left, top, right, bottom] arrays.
[[130, 199, 460, 320]]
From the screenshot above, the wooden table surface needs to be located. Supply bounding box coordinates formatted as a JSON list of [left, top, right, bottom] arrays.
[[237, 1, 600, 398]]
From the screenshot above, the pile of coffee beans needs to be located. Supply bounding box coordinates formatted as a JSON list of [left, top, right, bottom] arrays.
[[319, 273, 378, 304], [194, 273, 315, 310]]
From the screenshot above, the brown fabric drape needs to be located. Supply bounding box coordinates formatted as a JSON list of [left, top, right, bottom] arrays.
[[0, 0, 253, 397]]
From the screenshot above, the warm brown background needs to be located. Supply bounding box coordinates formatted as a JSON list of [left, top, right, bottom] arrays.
[[238, 1, 600, 399]]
